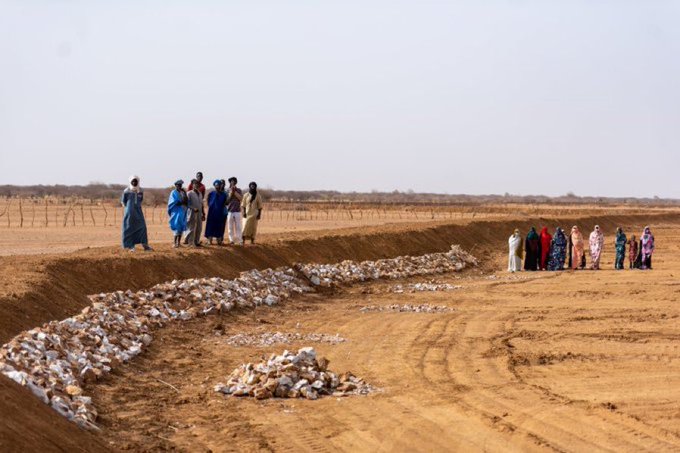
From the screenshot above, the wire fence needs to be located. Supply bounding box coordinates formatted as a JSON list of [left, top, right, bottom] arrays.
[[0, 196, 664, 229]]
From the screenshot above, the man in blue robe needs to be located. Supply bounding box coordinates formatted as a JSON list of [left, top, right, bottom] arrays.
[[168, 180, 188, 248], [121, 175, 151, 251], [205, 180, 228, 245]]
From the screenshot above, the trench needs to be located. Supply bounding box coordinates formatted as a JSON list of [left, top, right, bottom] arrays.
[[0, 213, 676, 452]]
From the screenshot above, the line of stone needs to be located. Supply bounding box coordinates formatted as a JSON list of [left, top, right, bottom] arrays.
[[0, 245, 476, 429]]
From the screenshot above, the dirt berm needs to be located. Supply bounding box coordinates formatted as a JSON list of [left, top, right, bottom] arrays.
[[0, 213, 676, 452]]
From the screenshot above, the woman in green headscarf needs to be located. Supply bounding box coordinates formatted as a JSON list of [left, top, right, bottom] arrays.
[[524, 227, 540, 271]]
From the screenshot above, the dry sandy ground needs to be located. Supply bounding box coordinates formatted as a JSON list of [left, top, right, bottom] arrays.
[[0, 212, 498, 256], [88, 226, 680, 452]]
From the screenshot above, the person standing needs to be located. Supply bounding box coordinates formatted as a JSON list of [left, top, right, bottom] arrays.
[[205, 180, 228, 245], [570, 226, 584, 270], [226, 177, 243, 245], [628, 234, 638, 269], [120, 175, 151, 251], [524, 227, 540, 271], [168, 180, 188, 248], [188, 171, 206, 198], [508, 229, 523, 272], [614, 227, 627, 270], [640, 226, 655, 269], [589, 225, 605, 270], [241, 181, 263, 244], [539, 227, 553, 270], [184, 179, 205, 246], [547, 227, 568, 271]]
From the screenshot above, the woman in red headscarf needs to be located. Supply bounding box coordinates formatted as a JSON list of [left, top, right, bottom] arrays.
[[539, 227, 552, 270]]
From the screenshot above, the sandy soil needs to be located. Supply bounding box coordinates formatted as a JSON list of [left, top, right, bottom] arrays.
[[88, 226, 680, 452], [0, 210, 500, 256]]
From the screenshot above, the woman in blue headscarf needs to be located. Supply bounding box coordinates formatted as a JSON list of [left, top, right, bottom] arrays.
[[547, 228, 567, 271], [168, 180, 188, 248], [205, 179, 228, 245], [121, 175, 151, 251]]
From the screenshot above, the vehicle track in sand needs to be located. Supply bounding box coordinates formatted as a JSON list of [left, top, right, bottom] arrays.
[[88, 227, 680, 452]]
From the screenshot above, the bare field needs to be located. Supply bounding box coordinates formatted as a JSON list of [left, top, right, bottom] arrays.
[[92, 225, 680, 452], [0, 199, 673, 256], [1, 207, 680, 452]]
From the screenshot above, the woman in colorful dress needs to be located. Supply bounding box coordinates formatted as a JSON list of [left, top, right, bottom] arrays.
[[628, 234, 638, 269], [570, 226, 584, 270], [614, 227, 627, 270], [547, 227, 568, 271], [539, 227, 553, 270], [640, 226, 655, 269], [508, 229, 523, 273], [524, 227, 540, 271], [589, 225, 605, 270]]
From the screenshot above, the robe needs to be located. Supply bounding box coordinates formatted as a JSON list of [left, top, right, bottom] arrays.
[[242, 192, 263, 240], [167, 189, 188, 235], [524, 230, 540, 271], [589, 231, 605, 269], [628, 240, 638, 267], [205, 190, 228, 240], [184, 190, 204, 245], [615, 232, 627, 269], [539, 228, 553, 270], [571, 231, 584, 270], [508, 233, 523, 272], [640, 231, 655, 269], [547, 231, 567, 271], [121, 189, 148, 249]]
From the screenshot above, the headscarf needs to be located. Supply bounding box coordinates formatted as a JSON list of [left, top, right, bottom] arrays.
[[511, 229, 523, 258], [128, 175, 141, 193], [554, 227, 567, 244], [174, 179, 184, 187], [641, 226, 654, 249], [615, 227, 627, 248], [248, 182, 258, 205], [527, 227, 539, 241], [592, 225, 603, 238], [540, 227, 552, 247], [213, 179, 222, 191]]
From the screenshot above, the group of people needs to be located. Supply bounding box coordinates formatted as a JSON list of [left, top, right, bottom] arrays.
[[120, 172, 264, 251], [508, 225, 656, 272]]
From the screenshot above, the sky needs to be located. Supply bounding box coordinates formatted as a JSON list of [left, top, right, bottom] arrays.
[[1, 1, 679, 197]]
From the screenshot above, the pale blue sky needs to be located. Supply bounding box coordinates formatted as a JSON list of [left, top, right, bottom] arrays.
[[1, 1, 678, 197]]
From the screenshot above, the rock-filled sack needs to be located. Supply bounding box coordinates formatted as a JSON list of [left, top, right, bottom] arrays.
[[0, 245, 475, 429]]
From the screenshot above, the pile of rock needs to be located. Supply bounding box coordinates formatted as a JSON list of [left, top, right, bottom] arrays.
[[0, 267, 311, 429], [0, 245, 474, 428], [224, 332, 346, 347], [214, 347, 374, 400], [360, 304, 455, 313], [297, 245, 477, 287], [390, 282, 462, 293]]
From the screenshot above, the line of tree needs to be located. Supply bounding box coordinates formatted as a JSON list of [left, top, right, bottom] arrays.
[[0, 184, 677, 207]]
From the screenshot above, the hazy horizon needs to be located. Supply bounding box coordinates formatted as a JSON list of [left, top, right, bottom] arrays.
[[1, 1, 679, 198]]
